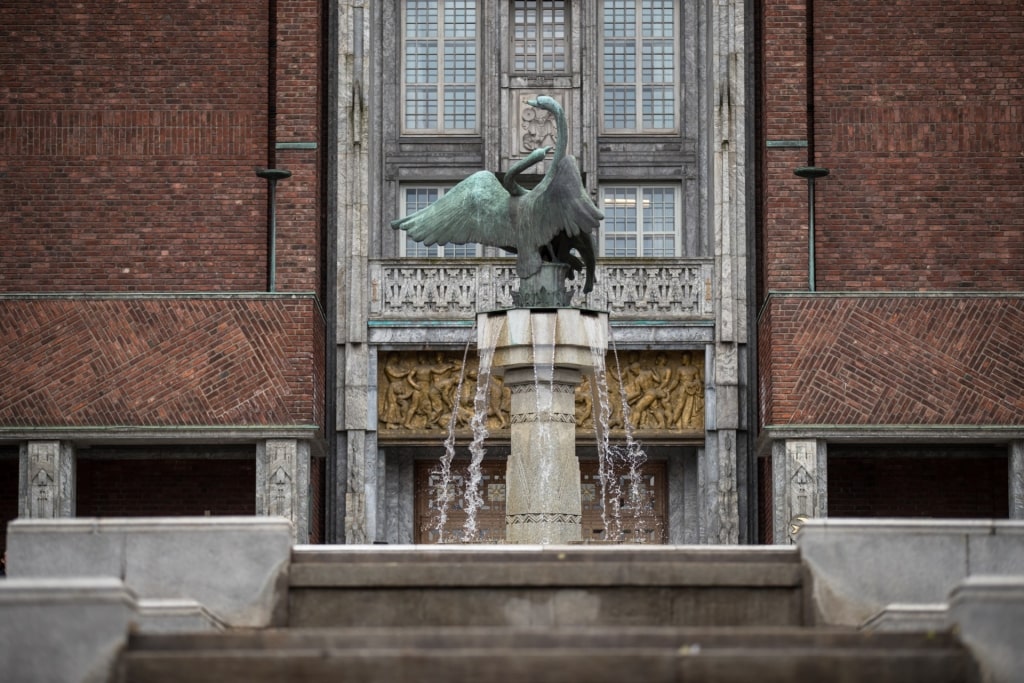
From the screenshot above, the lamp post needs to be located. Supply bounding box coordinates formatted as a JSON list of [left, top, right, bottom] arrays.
[[794, 166, 829, 292], [256, 168, 292, 292]]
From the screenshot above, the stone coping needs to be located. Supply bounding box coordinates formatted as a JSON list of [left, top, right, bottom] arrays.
[[8, 516, 293, 628], [796, 519, 1024, 627], [290, 544, 804, 588]]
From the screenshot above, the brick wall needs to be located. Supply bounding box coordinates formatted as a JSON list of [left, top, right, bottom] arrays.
[[828, 444, 1009, 518], [77, 446, 256, 517], [813, 0, 1024, 291], [759, 0, 1023, 294], [759, 294, 1024, 427], [0, 296, 325, 431], [0, 0, 321, 295], [759, 0, 815, 294]]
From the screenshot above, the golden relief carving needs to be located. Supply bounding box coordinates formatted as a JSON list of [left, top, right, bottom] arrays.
[[378, 351, 705, 436]]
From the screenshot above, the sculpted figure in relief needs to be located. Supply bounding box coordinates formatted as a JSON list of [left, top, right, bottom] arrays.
[[378, 351, 704, 435]]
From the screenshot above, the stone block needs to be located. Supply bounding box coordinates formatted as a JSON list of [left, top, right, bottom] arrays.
[[0, 577, 136, 683], [948, 576, 1024, 683], [7, 516, 293, 628], [796, 519, 1015, 626]]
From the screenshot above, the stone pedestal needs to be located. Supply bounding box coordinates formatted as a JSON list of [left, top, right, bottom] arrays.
[[478, 307, 608, 544]]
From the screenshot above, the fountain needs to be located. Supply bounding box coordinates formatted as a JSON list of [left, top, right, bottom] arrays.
[[477, 265, 609, 544], [393, 96, 611, 544]]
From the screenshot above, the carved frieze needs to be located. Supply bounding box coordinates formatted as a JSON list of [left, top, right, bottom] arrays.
[[369, 260, 714, 320], [377, 350, 705, 438]]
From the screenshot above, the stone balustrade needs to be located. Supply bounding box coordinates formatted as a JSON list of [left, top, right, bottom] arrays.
[[368, 258, 714, 321]]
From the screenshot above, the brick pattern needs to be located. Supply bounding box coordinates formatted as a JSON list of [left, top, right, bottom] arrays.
[[0, 0, 322, 295], [760, 295, 1024, 426], [272, 0, 322, 295], [760, 0, 1024, 293], [828, 445, 1009, 518], [0, 297, 325, 430]]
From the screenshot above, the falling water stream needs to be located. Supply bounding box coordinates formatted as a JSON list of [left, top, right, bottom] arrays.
[[433, 310, 652, 543]]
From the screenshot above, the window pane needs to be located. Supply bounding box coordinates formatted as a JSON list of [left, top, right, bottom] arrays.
[[513, 0, 567, 73], [642, 86, 674, 129], [603, 188, 639, 257], [406, 0, 438, 37], [603, 41, 636, 83], [602, 186, 679, 257], [405, 87, 438, 129], [444, 86, 476, 129], [641, 0, 673, 37], [405, 42, 438, 84], [446, 243, 477, 258], [603, 0, 636, 37], [445, 0, 476, 38], [402, 0, 478, 134], [404, 188, 441, 257], [602, 0, 676, 132], [603, 87, 636, 129], [444, 41, 475, 82]]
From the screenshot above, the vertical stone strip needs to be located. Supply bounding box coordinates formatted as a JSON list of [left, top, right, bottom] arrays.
[[772, 438, 827, 544], [257, 439, 311, 543], [1010, 441, 1024, 521], [19, 441, 75, 519]]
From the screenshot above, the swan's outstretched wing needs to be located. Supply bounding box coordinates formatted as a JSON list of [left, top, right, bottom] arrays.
[[522, 154, 604, 243], [391, 171, 512, 248]]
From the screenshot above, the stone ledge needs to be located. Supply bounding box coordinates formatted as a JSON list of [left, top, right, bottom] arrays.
[[8, 516, 293, 629], [948, 576, 1024, 683], [796, 519, 1024, 626], [0, 577, 136, 683]]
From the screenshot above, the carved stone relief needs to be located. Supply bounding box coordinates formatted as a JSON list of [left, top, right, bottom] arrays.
[[377, 350, 705, 437], [368, 261, 713, 320]]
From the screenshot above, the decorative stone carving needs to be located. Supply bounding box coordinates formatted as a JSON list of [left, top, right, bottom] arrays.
[[369, 260, 713, 320], [772, 439, 828, 545], [377, 350, 705, 437], [20, 441, 74, 519], [256, 439, 311, 543]]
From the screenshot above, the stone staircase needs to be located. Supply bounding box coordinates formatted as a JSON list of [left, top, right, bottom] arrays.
[[113, 545, 980, 682]]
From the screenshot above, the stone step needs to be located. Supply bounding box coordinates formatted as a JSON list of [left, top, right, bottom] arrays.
[[288, 545, 809, 628], [116, 626, 979, 683]]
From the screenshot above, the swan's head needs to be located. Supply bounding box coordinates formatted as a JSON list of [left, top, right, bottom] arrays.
[[526, 95, 562, 114]]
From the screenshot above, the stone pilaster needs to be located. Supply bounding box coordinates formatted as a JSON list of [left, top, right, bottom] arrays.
[[771, 438, 827, 544], [1011, 441, 1024, 521], [19, 441, 75, 519], [256, 439, 311, 543]]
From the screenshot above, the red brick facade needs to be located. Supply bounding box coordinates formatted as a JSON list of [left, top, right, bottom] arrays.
[[0, 0, 320, 295], [0, 0, 324, 528], [0, 296, 324, 430], [760, 295, 1024, 427], [758, 0, 1023, 528], [759, 0, 1024, 295]]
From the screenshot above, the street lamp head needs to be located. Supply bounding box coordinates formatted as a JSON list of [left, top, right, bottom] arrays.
[[794, 166, 830, 179], [256, 168, 292, 181]]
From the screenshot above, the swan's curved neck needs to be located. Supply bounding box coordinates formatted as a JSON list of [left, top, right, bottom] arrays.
[[550, 102, 568, 165]]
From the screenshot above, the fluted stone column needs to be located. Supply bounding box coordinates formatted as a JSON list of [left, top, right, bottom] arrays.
[[479, 306, 608, 544], [504, 366, 583, 544]]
